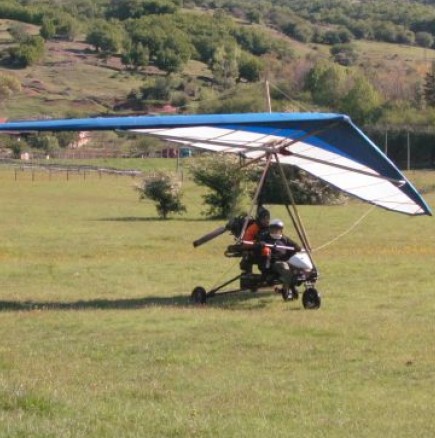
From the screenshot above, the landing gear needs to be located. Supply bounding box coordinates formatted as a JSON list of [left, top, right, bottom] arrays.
[[190, 273, 321, 309], [302, 287, 321, 309]]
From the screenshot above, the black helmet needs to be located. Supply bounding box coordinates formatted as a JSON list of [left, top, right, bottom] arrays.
[[256, 206, 270, 221]]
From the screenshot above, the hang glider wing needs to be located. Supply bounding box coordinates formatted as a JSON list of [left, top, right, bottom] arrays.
[[0, 112, 431, 216]]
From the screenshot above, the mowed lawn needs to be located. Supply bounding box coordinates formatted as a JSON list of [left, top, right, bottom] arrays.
[[0, 166, 434, 437]]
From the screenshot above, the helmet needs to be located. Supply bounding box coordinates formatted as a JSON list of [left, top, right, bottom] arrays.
[[269, 219, 284, 229], [256, 206, 270, 221], [269, 219, 284, 239], [256, 206, 270, 227]]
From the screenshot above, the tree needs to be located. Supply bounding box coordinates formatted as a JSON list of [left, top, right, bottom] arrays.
[[8, 35, 45, 67], [322, 29, 352, 45], [48, 12, 80, 41], [54, 131, 81, 148], [155, 47, 184, 73], [86, 20, 125, 56], [304, 61, 348, 108], [107, 0, 178, 20], [122, 41, 149, 70], [339, 75, 383, 124], [139, 77, 173, 102], [424, 62, 435, 107], [137, 172, 186, 219], [252, 165, 344, 206], [246, 10, 261, 24], [3, 136, 28, 159], [292, 23, 314, 43], [26, 134, 60, 154], [40, 18, 56, 40], [330, 43, 359, 66], [189, 154, 248, 219], [416, 31, 434, 48], [124, 16, 191, 73], [211, 43, 239, 89], [238, 52, 263, 82], [232, 27, 270, 56], [396, 30, 415, 45]]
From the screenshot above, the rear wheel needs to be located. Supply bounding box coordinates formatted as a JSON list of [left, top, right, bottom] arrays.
[[302, 288, 321, 309], [191, 286, 207, 304]]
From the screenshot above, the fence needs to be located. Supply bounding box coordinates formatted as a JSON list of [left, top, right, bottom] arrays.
[[367, 127, 435, 170], [0, 164, 145, 182]]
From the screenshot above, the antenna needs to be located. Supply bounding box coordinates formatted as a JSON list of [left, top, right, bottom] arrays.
[[264, 76, 272, 113]]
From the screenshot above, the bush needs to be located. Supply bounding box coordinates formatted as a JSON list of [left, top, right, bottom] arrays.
[[189, 154, 250, 219], [330, 43, 358, 66], [0, 72, 21, 97], [137, 172, 186, 219], [7, 35, 45, 67]]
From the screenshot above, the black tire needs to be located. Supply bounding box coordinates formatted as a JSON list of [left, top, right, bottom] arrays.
[[191, 286, 207, 305], [302, 287, 321, 309]]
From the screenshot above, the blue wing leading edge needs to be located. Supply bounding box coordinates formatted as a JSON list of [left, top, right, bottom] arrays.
[[0, 112, 431, 216]]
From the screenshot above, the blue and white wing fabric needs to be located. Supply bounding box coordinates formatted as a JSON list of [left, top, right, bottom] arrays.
[[0, 112, 431, 216]]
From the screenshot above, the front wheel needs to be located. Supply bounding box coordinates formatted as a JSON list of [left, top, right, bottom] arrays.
[[302, 288, 321, 309]]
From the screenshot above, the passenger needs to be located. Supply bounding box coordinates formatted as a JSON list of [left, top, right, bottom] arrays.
[[258, 219, 301, 293]]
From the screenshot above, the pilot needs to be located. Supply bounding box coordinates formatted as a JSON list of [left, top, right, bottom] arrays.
[[242, 206, 270, 244], [240, 206, 270, 272], [258, 219, 301, 294]]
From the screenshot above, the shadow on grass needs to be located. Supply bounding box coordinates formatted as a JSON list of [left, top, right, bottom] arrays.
[[0, 290, 292, 312], [0, 295, 189, 312]]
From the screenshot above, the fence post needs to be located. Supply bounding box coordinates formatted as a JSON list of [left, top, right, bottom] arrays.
[[384, 129, 388, 156]]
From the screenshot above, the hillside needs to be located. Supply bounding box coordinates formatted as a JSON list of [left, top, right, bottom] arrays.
[[1, 0, 435, 167], [1, 17, 435, 119]]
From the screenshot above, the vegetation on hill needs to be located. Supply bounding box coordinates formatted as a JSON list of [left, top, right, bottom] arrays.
[[1, 0, 435, 166]]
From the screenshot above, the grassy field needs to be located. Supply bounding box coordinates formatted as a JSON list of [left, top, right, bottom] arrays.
[[0, 165, 434, 437]]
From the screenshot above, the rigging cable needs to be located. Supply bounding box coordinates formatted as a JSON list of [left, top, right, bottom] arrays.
[[312, 204, 376, 252]]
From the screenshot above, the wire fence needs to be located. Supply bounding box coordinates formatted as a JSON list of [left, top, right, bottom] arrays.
[[0, 161, 187, 183], [0, 164, 146, 182]]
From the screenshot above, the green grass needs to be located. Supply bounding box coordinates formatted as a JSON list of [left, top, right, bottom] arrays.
[[0, 168, 434, 437]]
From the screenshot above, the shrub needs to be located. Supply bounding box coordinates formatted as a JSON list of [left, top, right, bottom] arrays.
[[137, 172, 186, 219], [189, 154, 249, 219]]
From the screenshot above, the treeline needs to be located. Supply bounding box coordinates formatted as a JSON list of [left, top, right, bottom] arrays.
[[6, 0, 435, 48], [193, 0, 435, 48]]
